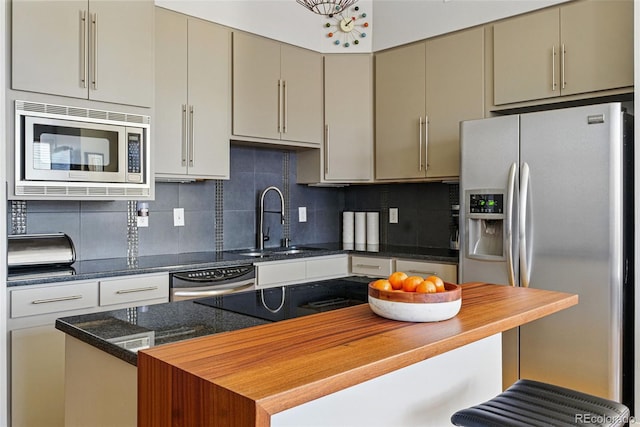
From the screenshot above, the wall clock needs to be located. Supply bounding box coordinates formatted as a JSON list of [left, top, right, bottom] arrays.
[[325, 6, 369, 48]]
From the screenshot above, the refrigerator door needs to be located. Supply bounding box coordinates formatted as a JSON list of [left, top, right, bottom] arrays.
[[519, 103, 623, 401], [459, 115, 520, 388]]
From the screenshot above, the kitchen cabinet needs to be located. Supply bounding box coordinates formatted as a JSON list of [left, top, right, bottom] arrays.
[[493, 0, 633, 106], [154, 8, 230, 180], [394, 259, 457, 284], [8, 273, 168, 427], [255, 255, 348, 288], [232, 32, 323, 147], [350, 255, 394, 278], [297, 54, 374, 184], [12, 0, 153, 107], [375, 27, 484, 181]]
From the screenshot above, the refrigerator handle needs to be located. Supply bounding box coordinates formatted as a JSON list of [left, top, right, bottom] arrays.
[[505, 162, 517, 286], [519, 162, 532, 288]]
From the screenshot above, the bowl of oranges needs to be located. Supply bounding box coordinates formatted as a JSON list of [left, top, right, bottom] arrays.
[[368, 272, 462, 322]]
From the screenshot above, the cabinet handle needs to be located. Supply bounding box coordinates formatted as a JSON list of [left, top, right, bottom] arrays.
[[561, 43, 566, 90], [551, 45, 557, 91], [116, 286, 158, 295], [324, 124, 330, 174], [282, 80, 288, 134], [355, 264, 381, 269], [181, 104, 188, 166], [277, 80, 282, 133], [418, 117, 423, 171], [407, 270, 437, 276], [32, 295, 83, 304], [189, 105, 195, 167], [91, 13, 98, 90], [80, 10, 87, 88], [424, 115, 429, 172]]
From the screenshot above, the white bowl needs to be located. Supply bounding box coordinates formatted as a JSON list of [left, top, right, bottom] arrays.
[[368, 282, 462, 322]]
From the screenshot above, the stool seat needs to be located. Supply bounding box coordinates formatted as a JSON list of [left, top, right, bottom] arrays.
[[451, 379, 630, 427]]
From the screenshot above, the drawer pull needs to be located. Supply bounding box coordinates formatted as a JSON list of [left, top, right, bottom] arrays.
[[115, 286, 158, 295], [31, 295, 83, 304], [355, 264, 381, 269], [407, 270, 437, 276]]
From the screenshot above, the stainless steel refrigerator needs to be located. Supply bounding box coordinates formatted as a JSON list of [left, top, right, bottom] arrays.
[[459, 102, 634, 408]]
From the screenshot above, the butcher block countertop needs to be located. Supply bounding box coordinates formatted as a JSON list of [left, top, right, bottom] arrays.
[[138, 282, 578, 427]]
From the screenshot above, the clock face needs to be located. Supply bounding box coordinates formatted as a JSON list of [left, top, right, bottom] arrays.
[[325, 6, 369, 48]]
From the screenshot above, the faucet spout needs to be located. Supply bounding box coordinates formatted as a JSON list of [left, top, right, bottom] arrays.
[[258, 186, 286, 250]]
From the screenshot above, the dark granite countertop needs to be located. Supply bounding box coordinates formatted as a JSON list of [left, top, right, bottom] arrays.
[[8, 243, 458, 287], [55, 300, 270, 366]]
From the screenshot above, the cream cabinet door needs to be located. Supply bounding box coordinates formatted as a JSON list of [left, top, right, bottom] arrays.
[[323, 54, 373, 181], [280, 45, 323, 145], [375, 43, 427, 180], [233, 32, 282, 140], [425, 27, 484, 179], [12, 0, 153, 107], [559, 0, 633, 96], [493, 7, 560, 105], [155, 9, 230, 179]]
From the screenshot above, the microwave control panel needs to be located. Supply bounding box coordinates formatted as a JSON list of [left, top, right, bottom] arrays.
[[469, 193, 503, 214], [127, 133, 142, 175]]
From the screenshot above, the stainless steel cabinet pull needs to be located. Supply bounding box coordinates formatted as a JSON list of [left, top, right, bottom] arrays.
[[181, 104, 187, 166], [189, 105, 195, 167], [551, 45, 557, 91], [91, 13, 98, 90], [32, 295, 83, 304], [561, 44, 566, 89], [424, 115, 429, 172], [418, 117, 423, 171], [80, 10, 87, 88], [116, 286, 158, 295], [282, 80, 288, 133], [277, 80, 282, 133], [407, 270, 436, 276], [355, 264, 381, 269], [324, 124, 330, 174]]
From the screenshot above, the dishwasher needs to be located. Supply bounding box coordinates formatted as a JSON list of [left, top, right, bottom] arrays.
[[170, 264, 256, 301]]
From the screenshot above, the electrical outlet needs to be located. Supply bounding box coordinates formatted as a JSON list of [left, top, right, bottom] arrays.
[[173, 208, 185, 226], [389, 208, 399, 224], [298, 207, 307, 222]]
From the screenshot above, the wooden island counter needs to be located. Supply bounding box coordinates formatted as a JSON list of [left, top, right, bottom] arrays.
[[138, 282, 578, 427]]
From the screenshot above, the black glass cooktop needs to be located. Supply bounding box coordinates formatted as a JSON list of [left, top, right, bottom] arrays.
[[194, 276, 371, 322]]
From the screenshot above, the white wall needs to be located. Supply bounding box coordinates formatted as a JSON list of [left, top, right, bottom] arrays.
[[155, 0, 570, 52]]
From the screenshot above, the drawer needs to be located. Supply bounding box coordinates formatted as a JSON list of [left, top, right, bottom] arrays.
[[99, 273, 169, 306], [11, 281, 99, 318], [256, 260, 306, 287], [306, 255, 348, 280], [350, 256, 393, 277], [395, 260, 458, 283]]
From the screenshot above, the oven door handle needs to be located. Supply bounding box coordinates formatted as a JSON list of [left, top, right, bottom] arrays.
[[173, 282, 255, 298]]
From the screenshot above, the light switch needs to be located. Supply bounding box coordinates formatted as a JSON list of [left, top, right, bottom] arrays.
[[298, 207, 307, 222], [173, 208, 185, 226]]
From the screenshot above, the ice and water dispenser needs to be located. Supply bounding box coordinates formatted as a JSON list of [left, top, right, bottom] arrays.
[[465, 192, 505, 260]]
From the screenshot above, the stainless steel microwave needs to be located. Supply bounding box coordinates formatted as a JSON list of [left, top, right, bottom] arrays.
[[14, 101, 151, 199]]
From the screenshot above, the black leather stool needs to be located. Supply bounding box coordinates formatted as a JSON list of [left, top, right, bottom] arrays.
[[451, 379, 630, 427]]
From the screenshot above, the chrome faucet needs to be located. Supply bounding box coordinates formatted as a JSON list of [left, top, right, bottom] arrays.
[[258, 186, 285, 250]]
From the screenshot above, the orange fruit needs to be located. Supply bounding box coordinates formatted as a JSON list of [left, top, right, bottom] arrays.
[[402, 275, 424, 292], [416, 280, 437, 293], [426, 275, 445, 292], [371, 279, 392, 291], [388, 271, 408, 290]]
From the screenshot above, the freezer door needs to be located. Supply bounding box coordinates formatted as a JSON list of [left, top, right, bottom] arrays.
[[519, 103, 623, 401], [459, 115, 520, 286]]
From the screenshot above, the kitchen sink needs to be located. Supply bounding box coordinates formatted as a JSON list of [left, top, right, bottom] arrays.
[[237, 246, 324, 258]]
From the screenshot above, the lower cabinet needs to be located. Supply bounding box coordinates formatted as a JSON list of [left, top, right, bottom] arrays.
[[350, 256, 458, 283], [350, 255, 394, 278], [8, 273, 168, 427], [255, 255, 349, 288]]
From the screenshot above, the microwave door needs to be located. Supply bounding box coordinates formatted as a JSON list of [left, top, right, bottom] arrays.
[[23, 116, 127, 183]]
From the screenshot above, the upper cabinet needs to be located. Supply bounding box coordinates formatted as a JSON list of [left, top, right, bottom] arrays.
[[375, 27, 485, 181], [297, 54, 374, 184], [12, 0, 154, 108], [493, 0, 633, 106], [232, 32, 323, 147], [154, 8, 230, 180]]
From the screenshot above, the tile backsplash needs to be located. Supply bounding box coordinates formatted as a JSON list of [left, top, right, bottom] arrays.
[[7, 145, 457, 261]]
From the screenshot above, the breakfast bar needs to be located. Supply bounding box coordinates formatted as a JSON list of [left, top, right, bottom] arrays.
[[135, 282, 578, 426]]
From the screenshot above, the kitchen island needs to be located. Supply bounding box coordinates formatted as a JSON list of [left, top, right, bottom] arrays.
[[57, 282, 577, 426]]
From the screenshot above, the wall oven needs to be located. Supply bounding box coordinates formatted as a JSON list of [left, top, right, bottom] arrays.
[[14, 100, 151, 199]]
